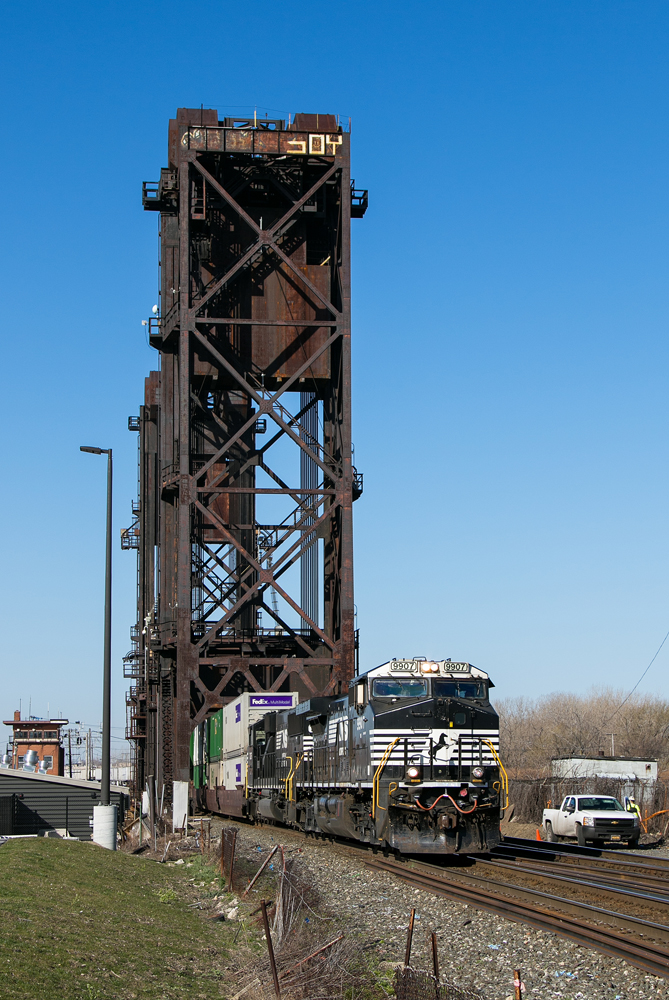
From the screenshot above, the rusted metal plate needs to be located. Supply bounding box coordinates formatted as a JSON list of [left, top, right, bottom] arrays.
[[181, 126, 207, 150], [202, 464, 229, 541], [280, 132, 308, 155], [293, 113, 337, 132], [251, 264, 332, 378], [177, 107, 218, 125], [225, 129, 253, 152], [253, 130, 279, 154], [205, 128, 225, 151]]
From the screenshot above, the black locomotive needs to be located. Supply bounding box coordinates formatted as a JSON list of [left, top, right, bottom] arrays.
[[198, 657, 506, 855]]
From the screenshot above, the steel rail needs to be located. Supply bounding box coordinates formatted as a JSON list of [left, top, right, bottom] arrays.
[[486, 854, 669, 894], [365, 856, 669, 980], [501, 836, 669, 870], [401, 857, 669, 936], [472, 857, 669, 904]]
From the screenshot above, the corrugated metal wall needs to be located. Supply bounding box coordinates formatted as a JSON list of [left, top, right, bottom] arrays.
[[0, 774, 128, 840]]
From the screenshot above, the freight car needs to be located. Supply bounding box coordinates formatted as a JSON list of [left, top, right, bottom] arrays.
[[192, 657, 506, 854]]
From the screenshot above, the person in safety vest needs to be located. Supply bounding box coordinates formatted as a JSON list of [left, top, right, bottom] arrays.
[[626, 796, 641, 819]]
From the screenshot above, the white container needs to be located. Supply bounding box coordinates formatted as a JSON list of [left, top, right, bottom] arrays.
[[222, 692, 298, 756], [207, 761, 224, 790], [223, 753, 246, 791]]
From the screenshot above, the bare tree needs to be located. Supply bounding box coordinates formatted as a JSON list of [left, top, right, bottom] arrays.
[[496, 688, 669, 777]]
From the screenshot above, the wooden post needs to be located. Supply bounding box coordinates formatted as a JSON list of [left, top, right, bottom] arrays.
[[261, 899, 281, 998], [404, 908, 415, 968], [228, 828, 237, 891], [431, 931, 440, 987], [220, 832, 225, 878], [514, 969, 522, 1000]]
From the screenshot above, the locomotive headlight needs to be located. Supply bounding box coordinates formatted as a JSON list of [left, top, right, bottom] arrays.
[[406, 765, 421, 780], [471, 766, 484, 780], [420, 662, 440, 673]]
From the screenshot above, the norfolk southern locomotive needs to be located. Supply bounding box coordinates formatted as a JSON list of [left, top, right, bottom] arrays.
[[194, 657, 506, 854]]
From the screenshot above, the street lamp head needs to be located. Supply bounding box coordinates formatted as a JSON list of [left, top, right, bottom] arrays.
[[80, 446, 111, 455]]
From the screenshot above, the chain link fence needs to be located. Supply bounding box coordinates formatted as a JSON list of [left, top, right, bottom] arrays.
[[394, 966, 486, 1000]]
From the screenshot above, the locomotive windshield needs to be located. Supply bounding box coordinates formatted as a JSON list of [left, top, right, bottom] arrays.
[[372, 678, 428, 698], [434, 680, 486, 699]]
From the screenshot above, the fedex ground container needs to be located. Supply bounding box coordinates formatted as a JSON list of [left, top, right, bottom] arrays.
[[223, 692, 298, 756]]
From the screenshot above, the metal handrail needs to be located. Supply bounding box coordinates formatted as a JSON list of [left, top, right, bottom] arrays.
[[372, 737, 401, 820], [483, 739, 509, 812], [284, 753, 304, 802]]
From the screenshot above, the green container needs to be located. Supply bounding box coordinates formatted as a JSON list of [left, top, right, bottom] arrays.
[[193, 764, 204, 789], [208, 709, 223, 762]]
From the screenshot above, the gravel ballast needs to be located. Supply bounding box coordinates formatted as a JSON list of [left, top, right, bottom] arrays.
[[209, 817, 668, 1000]]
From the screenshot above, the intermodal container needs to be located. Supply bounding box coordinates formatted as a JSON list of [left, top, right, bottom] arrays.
[[208, 709, 223, 762], [223, 693, 299, 756]]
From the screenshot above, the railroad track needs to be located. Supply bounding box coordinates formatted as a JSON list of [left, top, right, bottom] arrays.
[[365, 854, 669, 980], [476, 854, 669, 904], [500, 834, 669, 868], [212, 819, 669, 975]]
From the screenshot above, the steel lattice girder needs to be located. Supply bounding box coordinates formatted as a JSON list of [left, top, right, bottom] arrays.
[[131, 108, 366, 783]]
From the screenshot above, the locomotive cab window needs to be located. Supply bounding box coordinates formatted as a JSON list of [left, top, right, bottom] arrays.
[[434, 680, 486, 700], [372, 678, 428, 698]]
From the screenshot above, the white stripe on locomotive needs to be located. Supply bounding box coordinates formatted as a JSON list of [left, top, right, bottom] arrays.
[[370, 729, 499, 765]]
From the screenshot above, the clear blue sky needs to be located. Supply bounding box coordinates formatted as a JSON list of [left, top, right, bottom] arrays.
[[2, 1, 668, 752]]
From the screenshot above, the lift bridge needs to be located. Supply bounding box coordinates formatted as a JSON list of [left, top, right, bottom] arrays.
[[123, 108, 367, 794]]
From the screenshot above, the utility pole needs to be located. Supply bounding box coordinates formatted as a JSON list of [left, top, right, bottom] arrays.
[[605, 733, 616, 756], [68, 729, 73, 778]]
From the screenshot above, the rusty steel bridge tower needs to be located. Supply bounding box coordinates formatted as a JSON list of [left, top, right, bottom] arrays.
[[124, 107, 367, 793]]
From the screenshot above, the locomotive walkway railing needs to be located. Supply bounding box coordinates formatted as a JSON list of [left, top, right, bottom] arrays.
[[483, 739, 509, 812], [372, 737, 401, 820]]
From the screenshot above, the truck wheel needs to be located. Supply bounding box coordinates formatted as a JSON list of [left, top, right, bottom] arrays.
[[545, 821, 558, 843], [576, 823, 586, 847]]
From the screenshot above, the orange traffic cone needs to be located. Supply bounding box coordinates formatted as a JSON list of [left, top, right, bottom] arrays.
[[536, 828, 542, 841]]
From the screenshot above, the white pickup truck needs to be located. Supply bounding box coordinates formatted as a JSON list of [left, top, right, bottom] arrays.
[[543, 795, 640, 848]]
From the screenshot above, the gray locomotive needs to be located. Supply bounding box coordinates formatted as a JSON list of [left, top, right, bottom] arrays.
[[199, 657, 506, 855]]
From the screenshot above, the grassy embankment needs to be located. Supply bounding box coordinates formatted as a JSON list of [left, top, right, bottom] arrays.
[[0, 837, 253, 1000]]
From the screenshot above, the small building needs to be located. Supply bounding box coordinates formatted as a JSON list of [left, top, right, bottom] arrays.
[[0, 769, 128, 840], [551, 755, 658, 809], [551, 755, 658, 782], [3, 711, 68, 775], [70, 763, 131, 785]]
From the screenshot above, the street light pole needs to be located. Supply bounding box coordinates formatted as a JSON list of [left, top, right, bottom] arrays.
[[80, 445, 115, 848], [102, 446, 112, 806]]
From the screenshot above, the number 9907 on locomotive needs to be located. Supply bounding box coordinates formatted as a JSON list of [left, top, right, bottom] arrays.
[[194, 657, 506, 855]]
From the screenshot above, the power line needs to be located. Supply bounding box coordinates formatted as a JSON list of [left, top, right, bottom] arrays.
[[605, 626, 669, 723]]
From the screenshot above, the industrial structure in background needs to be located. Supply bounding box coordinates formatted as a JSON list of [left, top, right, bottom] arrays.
[[3, 712, 68, 775], [124, 108, 367, 796]]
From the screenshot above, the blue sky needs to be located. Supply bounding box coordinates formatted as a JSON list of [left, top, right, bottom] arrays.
[[1, 1, 668, 752]]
